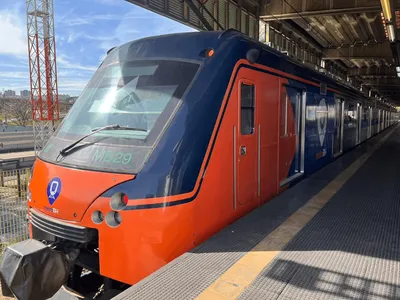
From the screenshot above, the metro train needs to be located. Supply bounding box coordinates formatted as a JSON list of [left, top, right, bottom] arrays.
[[1, 29, 396, 299]]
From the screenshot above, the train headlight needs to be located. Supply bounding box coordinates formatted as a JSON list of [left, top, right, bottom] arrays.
[[110, 192, 128, 211], [115, 212, 122, 224], [106, 211, 122, 228], [92, 210, 104, 224]]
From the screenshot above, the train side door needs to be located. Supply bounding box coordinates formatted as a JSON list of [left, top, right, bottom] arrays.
[[288, 87, 305, 176], [357, 103, 362, 143], [236, 80, 257, 206], [378, 109, 381, 132], [333, 98, 344, 156], [368, 107, 372, 138], [384, 111, 387, 128], [279, 85, 305, 187]]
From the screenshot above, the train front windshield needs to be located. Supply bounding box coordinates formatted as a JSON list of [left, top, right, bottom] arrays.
[[39, 59, 199, 173]]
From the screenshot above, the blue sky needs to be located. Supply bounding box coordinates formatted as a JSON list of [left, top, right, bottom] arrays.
[[0, 0, 195, 96]]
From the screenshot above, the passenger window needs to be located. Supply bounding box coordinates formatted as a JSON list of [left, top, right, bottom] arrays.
[[280, 90, 288, 137], [240, 83, 255, 135]]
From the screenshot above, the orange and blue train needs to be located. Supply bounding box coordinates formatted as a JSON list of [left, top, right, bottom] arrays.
[[23, 30, 395, 297]]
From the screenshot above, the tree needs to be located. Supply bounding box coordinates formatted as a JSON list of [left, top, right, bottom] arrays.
[[0, 97, 11, 124], [8, 99, 32, 126]]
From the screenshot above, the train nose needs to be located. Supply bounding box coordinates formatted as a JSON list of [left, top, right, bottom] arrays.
[[29, 159, 135, 221]]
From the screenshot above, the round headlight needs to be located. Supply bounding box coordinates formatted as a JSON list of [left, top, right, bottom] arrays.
[[110, 193, 128, 211], [91, 210, 104, 224], [106, 211, 122, 228]]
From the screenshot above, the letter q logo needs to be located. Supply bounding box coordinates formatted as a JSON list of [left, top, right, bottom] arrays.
[[47, 177, 62, 205]]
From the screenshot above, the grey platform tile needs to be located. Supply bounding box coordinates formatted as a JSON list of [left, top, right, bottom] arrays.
[[115, 128, 396, 300], [240, 127, 400, 300], [236, 286, 282, 300]]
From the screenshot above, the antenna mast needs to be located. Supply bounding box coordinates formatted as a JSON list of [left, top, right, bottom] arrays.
[[26, 0, 59, 154]]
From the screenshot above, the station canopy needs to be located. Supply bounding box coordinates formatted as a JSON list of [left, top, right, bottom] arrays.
[[125, 0, 400, 107]]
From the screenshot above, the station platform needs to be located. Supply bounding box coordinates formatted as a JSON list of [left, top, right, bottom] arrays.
[[115, 124, 400, 300], [0, 151, 35, 162], [0, 151, 35, 170]]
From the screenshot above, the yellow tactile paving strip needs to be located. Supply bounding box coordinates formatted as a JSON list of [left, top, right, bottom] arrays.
[[196, 127, 395, 300]]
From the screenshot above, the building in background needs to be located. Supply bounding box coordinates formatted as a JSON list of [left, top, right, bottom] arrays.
[[59, 94, 71, 101], [20, 90, 30, 98], [59, 96, 77, 117], [4, 90, 16, 97]]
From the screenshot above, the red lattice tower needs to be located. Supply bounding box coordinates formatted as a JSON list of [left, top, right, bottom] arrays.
[[26, 0, 59, 153]]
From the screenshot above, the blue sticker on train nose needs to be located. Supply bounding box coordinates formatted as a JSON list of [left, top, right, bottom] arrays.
[[47, 177, 62, 205]]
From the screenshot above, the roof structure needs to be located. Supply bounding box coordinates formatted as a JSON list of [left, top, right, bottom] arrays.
[[125, 0, 400, 105]]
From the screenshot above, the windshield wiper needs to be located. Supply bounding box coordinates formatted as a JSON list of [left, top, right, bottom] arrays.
[[90, 125, 147, 132], [59, 124, 147, 156]]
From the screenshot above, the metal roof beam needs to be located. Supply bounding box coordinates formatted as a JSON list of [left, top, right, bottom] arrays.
[[260, 0, 383, 21], [349, 66, 396, 76], [183, 0, 213, 31], [380, 90, 400, 94], [362, 78, 400, 86], [323, 43, 394, 60], [271, 20, 323, 53]]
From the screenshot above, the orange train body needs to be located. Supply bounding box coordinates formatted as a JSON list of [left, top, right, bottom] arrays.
[[29, 63, 296, 285], [24, 30, 395, 297]]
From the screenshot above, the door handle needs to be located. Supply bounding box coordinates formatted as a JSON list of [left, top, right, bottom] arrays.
[[240, 146, 246, 156]]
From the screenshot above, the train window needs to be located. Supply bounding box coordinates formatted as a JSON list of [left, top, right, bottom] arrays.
[[344, 102, 356, 126], [363, 107, 369, 120], [280, 90, 288, 137], [56, 60, 199, 144], [240, 83, 255, 135]]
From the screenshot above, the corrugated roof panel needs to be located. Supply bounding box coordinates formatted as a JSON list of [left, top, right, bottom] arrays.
[[188, 1, 200, 28], [241, 10, 247, 35], [228, 1, 237, 29], [168, 0, 184, 21], [148, 0, 164, 12], [218, 0, 227, 29], [249, 15, 255, 38], [204, 0, 214, 29]]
